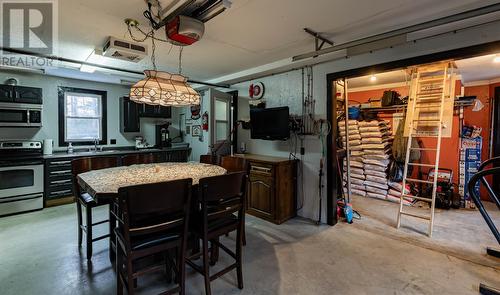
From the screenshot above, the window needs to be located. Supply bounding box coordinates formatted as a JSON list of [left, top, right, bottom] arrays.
[[58, 87, 107, 146]]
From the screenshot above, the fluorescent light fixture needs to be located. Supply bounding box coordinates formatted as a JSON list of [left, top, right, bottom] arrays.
[[80, 64, 97, 73], [370, 75, 377, 82], [0, 65, 45, 74], [494, 55, 500, 63]]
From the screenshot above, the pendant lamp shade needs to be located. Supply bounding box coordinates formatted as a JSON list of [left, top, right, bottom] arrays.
[[130, 70, 200, 106]]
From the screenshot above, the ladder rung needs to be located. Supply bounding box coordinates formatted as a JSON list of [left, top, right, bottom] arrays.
[[415, 105, 441, 108], [419, 77, 444, 82], [408, 163, 435, 167], [400, 211, 431, 220], [402, 194, 433, 202], [410, 147, 438, 151], [405, 178, 434, 184], [413, 119, 440, 122]]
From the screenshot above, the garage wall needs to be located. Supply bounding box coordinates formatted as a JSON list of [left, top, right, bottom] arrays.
[[228, 20, 500, 223]]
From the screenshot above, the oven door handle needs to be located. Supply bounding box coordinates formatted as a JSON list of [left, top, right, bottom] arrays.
[[0, 194, 42, 204]]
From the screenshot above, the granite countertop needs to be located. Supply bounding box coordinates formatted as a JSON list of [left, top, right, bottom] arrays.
[[77, 162, 226, 197], [43, 146, 191, 159]]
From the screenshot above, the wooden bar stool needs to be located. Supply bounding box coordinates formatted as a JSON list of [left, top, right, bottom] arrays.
[[72, 156, 119, 260], [187, 172, 246, 295], [220, 156, 248, 246], [200, 154, 220, 165], [121, 153, 158, 166], [115, 179, 192, 295]]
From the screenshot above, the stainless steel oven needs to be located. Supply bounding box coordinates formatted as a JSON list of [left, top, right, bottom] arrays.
[[0, 141, 44, 216], [0, 102, 42, 127]]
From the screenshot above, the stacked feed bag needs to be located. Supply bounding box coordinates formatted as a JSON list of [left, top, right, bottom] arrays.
[[358, 120, 393, 200], [339, 120, 366, 197], [387, 181, 414, 205]]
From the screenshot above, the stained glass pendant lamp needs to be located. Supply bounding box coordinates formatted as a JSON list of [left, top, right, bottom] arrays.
[[130, 70, 200, 106], [129, 40, 200, 106]]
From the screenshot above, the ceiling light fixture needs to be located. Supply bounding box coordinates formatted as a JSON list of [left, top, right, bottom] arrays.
[[129, 35, 200, 106], [494, 55, 500, 63], [370, 75, 377, 82]]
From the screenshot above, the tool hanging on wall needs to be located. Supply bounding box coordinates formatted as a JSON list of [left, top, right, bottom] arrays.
[[316, 119, 331, 225]]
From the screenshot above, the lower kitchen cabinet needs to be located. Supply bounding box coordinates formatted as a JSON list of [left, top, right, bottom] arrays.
[[244, 155, 297, 224], [43, 149, 191, 207]]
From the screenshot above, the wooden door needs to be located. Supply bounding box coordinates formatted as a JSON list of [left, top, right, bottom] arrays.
[[247, 173, 275, 220]]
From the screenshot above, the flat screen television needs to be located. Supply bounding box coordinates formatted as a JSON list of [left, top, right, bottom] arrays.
[[250, 107, 290, 140]]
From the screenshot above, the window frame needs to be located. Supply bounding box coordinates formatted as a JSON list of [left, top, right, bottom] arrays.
[[58, 87, 107, 147]]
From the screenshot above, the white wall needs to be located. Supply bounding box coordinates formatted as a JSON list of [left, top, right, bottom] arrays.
[[0, 71, 164, 150], [175, 91, 211, 161]]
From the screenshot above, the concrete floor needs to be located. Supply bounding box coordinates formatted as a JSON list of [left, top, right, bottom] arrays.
[[350, 195, 500, 268], [0, 204, 499, 295]]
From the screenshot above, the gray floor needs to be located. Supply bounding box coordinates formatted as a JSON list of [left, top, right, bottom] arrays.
[[0, 204, 499, 295]]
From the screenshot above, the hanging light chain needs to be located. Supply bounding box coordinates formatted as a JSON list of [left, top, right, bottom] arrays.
[[178, 46, 184, 74]]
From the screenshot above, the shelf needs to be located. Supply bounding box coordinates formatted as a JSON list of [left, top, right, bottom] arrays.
[[358, 99, 475, 112]]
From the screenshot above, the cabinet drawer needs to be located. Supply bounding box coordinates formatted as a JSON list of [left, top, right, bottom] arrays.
[[249, 163, 274, 176], [47, 188, 73, 199], [48, 169, 73, 178], [48, 178, 73, 189]]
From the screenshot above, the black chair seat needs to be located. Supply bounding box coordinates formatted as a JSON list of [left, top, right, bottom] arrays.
[[208, 215, 238, 232], [131, 232, 180, 251]]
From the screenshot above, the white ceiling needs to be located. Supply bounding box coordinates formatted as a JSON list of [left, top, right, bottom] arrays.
[[455, 54, 500, 83], [3, 0, 496, 84], [347, 54, 500, 89]]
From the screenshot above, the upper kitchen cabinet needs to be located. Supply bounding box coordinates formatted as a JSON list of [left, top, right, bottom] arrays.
[[0, 85, 14, 102], [120, 97, 141, 133], [140, 104, 171, 118], [14, 86, 43, 104], [0, 85, 43, 104]]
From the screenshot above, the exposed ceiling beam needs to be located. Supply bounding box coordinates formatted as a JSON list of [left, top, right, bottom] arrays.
[[292, 3, 500, 61], [0, 47, 230, 88]]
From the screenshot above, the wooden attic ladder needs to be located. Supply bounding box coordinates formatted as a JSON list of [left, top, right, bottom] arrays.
[[396, 61, 455, 237]]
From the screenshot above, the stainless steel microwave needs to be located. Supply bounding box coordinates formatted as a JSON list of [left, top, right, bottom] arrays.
[[0, 102, 42, 127]]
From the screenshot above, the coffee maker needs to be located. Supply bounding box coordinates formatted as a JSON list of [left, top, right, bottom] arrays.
[[156, 123, 172, 148]]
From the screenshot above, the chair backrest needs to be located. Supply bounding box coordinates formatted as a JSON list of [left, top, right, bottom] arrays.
[[72, 156, 120, 196], [117, 179, 193, 245], [198, 172, 246, 225], [200, 154, 219, 165], [121, 153, 158, 166], [220, 156, 248, 173]]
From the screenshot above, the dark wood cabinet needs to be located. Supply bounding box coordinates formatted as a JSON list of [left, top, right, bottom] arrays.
[[0, 85, 42, 104], [121, 97, 171, 133], [14, 86, 43, 104], [0, 85, 14, 102], [140, 104, 171, 118], [243, 155, 297, 224], [121, 97, 141, 133], [44, 149, 191, 207]]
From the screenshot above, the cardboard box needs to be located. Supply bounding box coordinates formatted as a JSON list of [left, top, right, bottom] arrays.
[[459, 136, 482, 208]]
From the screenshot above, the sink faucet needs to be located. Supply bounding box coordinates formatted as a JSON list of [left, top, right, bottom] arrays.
[[89, 138, 100, 152]]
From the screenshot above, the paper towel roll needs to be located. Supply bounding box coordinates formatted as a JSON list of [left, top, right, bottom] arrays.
[[43, 139, 53, 155]]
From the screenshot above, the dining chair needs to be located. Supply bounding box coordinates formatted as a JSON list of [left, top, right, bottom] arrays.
[[115, 179, 192, 295], [186, 172, 246, 295], [200, 154, 219, 165], [220, 156, 248, 173], [72, 156, 120, 260], [121, 153, 159, 166]]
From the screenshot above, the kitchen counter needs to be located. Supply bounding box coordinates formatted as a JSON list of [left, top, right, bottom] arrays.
[[43, 146, 190, 159]]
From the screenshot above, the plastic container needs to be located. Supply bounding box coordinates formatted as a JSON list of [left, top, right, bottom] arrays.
[[348, 107, 360, 119]]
